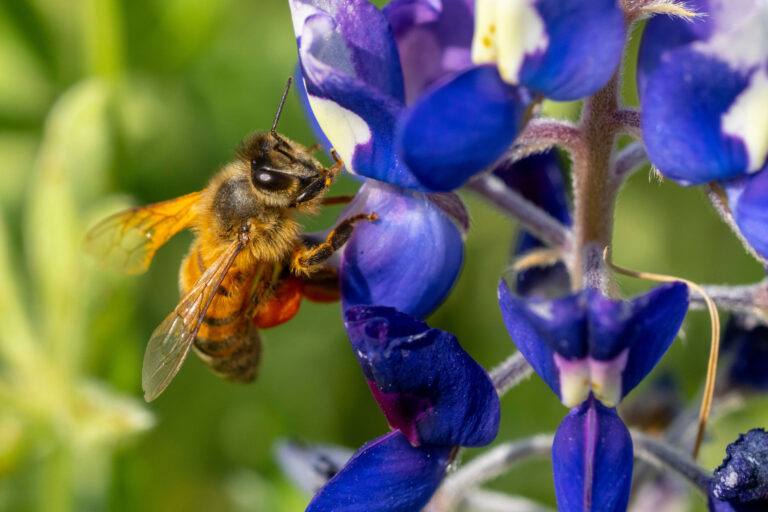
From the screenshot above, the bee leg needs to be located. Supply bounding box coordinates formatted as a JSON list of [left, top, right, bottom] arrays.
[[321, 195, 354, 206], [291, 212, 378, 275], [327, 149, 344, 178], [307, 143, 323, 153]]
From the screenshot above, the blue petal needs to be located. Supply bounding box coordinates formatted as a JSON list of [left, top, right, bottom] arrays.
[[289, 0, 404, 101], [398, 65, 530, 191], [293, 3, 425, 189], [711, 429, 768, 510], [495, 151, 572, 297], [340, 181, 464, 318], [552, 399, 633, 512], [730, 168, 768, 260], [307, 431, 451, 512], [344, 305, 500, 447], [295, 66, 333, 155], [498, 282, 688, 405], [497, 280, 583, 397], [384, 0, 474, 102], [641, 48, 756, 183], [638, 0, 768, 183], [518, 0, 625, 101], [636, 0, 711, 98], [722, 315, 768, 391], [617, 283, 689, 398]]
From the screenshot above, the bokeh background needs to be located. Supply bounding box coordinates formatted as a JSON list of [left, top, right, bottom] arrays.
[[0, 1, 765, 511]]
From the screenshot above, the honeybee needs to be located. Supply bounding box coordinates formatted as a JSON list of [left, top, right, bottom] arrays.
[[86, 79, 376, 402]]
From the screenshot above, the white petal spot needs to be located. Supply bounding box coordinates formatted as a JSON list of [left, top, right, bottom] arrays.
[[722, 68, 768, 172], [307, 93, 371, 175], [554, 354, 591, 407], [588, 349, 629, 408], [472, 0, 548, 84]]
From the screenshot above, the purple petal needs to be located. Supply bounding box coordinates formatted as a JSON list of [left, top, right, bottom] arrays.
[[295, 66, 333, 155], [495, 151, 572, 297], [636, 0, 711, 97], [307, 431, 451, 512], [384, 0, 474, 102], [497, 280, 583, 398], [498, 282, 688, 406], [641, 48, 760, 183], [711, 429, 768, 510], [344, 305, 500, 447], [340, 181, 464, 318], [292, 1, 425, 189], [552, 399, 633, 512], [398, 65, 530, 191], [519, 0, 626, 101], [616, 283, 689, 399], [289, 0, 404, 101], [722, 315, 768, 391], [729, 167, 768, 259]]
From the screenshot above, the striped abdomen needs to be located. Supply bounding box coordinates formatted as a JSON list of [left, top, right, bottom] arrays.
[[180, 242, 280, 382]]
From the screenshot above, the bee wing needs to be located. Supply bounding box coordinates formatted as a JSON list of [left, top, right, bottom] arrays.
[[142, 239, 243, 402], [84, 192, 201, 275]]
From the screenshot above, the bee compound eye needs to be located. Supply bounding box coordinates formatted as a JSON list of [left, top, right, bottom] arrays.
[[250, 165, 295, 192]]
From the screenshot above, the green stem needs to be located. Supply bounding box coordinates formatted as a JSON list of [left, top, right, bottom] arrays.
[[571, 74, 622, 291]]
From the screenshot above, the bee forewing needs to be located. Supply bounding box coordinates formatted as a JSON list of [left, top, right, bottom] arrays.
[[84, 192, 200, 275], [142, 308, 199, 402], [141, 238, 243, 402]]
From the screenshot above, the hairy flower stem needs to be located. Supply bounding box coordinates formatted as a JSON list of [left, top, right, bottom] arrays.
[[490, 351, 533, 396], [571, 73, 622, 291], [691, 281, 768, 319], [467, 175, 573, 251], [631, 431, 712, 493]]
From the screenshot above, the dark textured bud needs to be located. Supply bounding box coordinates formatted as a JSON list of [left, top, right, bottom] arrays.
[[711, 429, 768, 510]]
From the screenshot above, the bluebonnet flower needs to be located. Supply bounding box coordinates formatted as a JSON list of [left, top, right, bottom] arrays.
[[709, 429, 768, 511], [400, 0, 626, 190], [291, 0, 626, 192], [638, 0, 768, 258], [289, 0, 466, 318], [499, 281, 689, 510], [306, 306, 500, 511]]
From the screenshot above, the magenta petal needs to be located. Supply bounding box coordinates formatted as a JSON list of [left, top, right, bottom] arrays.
[[345, 306, 500, 447]]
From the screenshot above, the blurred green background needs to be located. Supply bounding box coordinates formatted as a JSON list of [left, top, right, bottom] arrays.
[[0, 1, 765, 511]]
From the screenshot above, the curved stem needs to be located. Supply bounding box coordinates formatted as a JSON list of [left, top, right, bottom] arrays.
[[439, 434, 554, 506], [632, 430, 712, 493], [467, 175, 573, 251], [611, 141, 648, 187]]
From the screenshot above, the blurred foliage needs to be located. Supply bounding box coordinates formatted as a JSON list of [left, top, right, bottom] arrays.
[[0, 1, 765, 511]]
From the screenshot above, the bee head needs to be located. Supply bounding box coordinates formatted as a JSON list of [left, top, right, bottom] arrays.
[[236, 132, 330, 209]]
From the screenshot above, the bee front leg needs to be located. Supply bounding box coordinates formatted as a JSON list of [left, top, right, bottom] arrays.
[[291, 212, 378, 276]]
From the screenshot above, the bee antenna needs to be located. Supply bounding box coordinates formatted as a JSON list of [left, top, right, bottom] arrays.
[[271, 77, 293, 135]]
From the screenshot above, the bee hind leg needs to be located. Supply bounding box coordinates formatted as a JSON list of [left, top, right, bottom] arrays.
[[291, 212, 378, 276]]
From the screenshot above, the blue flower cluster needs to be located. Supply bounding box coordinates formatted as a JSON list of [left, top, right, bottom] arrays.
[[284, 0, 768, 510]]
